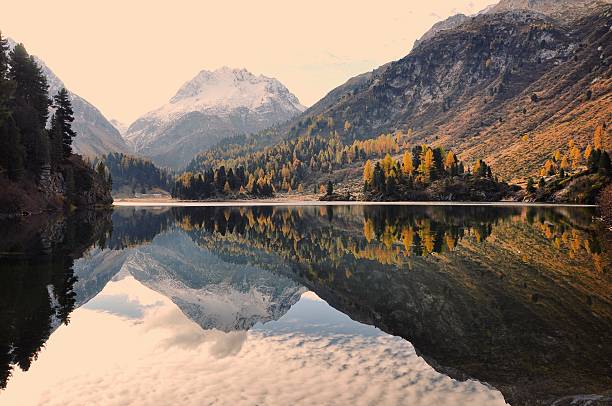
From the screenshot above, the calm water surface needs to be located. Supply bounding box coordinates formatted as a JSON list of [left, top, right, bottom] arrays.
[[0, 205, 610, 405]]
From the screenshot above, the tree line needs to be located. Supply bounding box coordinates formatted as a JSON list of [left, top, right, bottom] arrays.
[[362, 144, 496, 197], [100, 152, 173, 194], [184, 125, 411, 197]]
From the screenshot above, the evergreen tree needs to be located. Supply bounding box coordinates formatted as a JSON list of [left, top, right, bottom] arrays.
[[0, 31, 13, 125], [326, 180, 333, 196], [48, 113, 63, 167], [527, 177, 535, 193], [52, 88, 76, 158], [598, 151, 610, 177], [0, 116, 24, 179], [538, 177, 545, 189], [8, 44, 50, 173]]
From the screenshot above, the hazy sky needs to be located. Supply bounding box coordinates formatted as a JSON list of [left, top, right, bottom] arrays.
[[1, 1, 494, 124]]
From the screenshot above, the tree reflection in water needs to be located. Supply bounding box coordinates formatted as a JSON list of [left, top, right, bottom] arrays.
[[0, 205, 610, 404]]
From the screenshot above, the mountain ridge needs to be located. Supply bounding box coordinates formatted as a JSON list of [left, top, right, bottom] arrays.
[[6, 38, 132, 158], [275, 3, 612, 181], [124, 67, 305, 168]]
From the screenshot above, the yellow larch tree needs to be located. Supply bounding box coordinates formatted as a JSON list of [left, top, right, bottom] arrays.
[[584, 144, 593, 160], [402, 152, 413, 175], [444, 151, 456, 170], [594, 125, 603, 150], [560, 155, 570, 170], [363, 160, 374, 183], [570, 146, 582, 169]]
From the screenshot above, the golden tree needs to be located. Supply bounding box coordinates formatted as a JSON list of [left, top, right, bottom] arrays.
[[570, 146, 582, 169], [382, 154, 395, 176], [560, 155, 570, 170], [444, 151, 456, 170], [420, 148, 434, 179], [363, 160, 374, 184], [402, 152, 413, 175], [594, 125, 603, 150]]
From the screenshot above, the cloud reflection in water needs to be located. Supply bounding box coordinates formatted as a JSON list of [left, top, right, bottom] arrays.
[[2, 276, 506, 405]]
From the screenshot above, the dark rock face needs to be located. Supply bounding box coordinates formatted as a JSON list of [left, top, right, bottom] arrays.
[[1, 155, 114, 217]]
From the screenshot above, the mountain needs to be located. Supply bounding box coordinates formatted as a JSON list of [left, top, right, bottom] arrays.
[[124, 67, 305, 168], [276, 1, 611, 181], [6, 38, 132, 158], [71, 224, 306, 333], [413, 13, 469, 49], [490, 0, 611, 18], [123, 231, 305, 331], [110, 119, 128, 136]]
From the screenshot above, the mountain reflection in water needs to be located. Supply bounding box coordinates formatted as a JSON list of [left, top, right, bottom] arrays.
[[0, 205, 610, 405]]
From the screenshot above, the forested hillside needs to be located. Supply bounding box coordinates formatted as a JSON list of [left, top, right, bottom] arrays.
[[0, 33, 112, 215], [101, 152, 173, 195], [185, 3, 611, 194]]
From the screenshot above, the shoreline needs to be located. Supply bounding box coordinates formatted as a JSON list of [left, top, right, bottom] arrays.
[[113, 199, 598, 208]]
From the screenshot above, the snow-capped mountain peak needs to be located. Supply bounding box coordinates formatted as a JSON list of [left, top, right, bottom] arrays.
[[125, 67, 305, 168], [164, 66, 304, 117]]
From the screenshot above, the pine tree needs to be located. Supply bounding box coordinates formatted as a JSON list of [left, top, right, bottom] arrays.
[[0, 116, 24, 179], [9, 44, 50, 173], [527, 177, 535, 193], [48, 113, 63, 167], [0, 31, 13, 125], [0, 33, 24, 179], [53, 88, 76, 158], [598, 151, 611, 177], [326, 180, 333, 196]]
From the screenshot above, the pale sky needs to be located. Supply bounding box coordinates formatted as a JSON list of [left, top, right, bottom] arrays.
[[1, 0, 494, 124]]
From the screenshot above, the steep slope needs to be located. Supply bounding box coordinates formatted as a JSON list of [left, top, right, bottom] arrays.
[[490, 0, 612, 19], [277, 3, 611, 181], [6, 39, 132, 158], [109, 119, 128, 136], [413, 13, 469, 49], [125, 67, 305, 168]]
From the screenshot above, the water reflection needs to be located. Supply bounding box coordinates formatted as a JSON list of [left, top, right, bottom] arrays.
[[0, 205, 610, 405], [0, 211, 111, 390]]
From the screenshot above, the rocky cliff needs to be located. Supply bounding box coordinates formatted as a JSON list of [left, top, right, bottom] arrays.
[[287, 4, 611, 181]]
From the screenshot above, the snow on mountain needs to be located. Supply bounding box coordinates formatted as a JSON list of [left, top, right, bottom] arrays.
[[6, 38, 132, 157], [110, 119, 128, 136], [125, 67, 305, 168], [72, 229, 305, 332]]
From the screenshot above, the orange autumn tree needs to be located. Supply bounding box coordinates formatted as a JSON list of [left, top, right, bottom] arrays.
[[402, 151, 413, 175]]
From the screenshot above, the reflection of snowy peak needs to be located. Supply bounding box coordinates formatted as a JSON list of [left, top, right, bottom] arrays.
[[73, 230, 305, 332], [124, 67, 305, 168], [6, 38, 132, 157]]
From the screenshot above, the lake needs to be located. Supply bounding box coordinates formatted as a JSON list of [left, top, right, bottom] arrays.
[[0, 204, 610, 405]]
